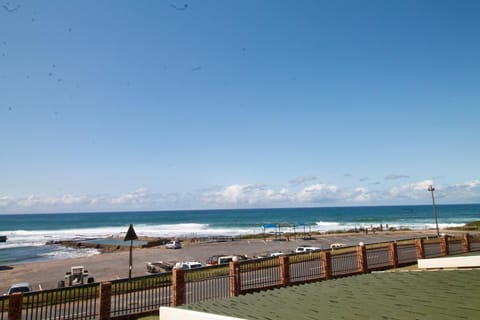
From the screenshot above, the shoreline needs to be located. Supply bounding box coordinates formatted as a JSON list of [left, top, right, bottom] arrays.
[[1, 229, 475, 293]]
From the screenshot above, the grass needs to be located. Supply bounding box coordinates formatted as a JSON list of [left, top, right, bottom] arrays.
[[445, 220, 480, 231], [136, 316, 158, 320]]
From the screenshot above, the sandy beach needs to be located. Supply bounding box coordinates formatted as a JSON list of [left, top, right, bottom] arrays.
[[0, 230, 457, 293]]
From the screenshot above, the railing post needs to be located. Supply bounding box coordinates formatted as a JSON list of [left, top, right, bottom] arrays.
[[229, 261, 240, 297], [8, 292, 23, 320], [357, 244, 368, 274], [99, 282, 112, 320], [172, 268, 185, 306], [462, 233, 471, 253], [416, 238, 425, 259], [388, 242, 398, 268], [321, 251, 332, 279], [279, 256, 290, 287], [440, 235, 449, 256]]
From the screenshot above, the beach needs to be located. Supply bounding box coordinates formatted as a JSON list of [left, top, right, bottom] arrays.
[[0, 230, 457, 293], [2, 205, 478, 293]]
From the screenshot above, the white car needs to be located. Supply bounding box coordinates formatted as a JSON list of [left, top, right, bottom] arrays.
[[330, 243, 345, 249], [176, 261, 203, 270], [295, 246, 321, 253], [165, 241, 182, 249], [6, 282, 32, 295], [270, 251, 286, 257]]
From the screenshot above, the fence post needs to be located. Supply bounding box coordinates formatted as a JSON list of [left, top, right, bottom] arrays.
[[99, 282, 112, 320], [172, 268, 185, 306], [321, 251, 332, 279], [440, 235, 449, 256], [8, 292, 23, 320], [415, 239, 425, 259], [279, 256, 290, 287], [229, 261, 240, 297], [388, 242, 398, 268], [357, 244, 368, 274], [462, 233, 471, 253]]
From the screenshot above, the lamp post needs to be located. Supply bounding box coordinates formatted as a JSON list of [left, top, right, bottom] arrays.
[[427, 185, 440, 237]]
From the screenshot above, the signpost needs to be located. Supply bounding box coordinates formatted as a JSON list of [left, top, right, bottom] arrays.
[[124, 224, 138, 280]]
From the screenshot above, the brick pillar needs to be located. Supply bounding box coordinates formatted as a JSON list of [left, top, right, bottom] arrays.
[[440, 235, 449, 256], [357, 244, 368, 274], [229, 261, 240, 297], [99, 282, 112, 320], [415, 239, 425, 259], [388, 242, 398, 268], [462, 233, 471, 253], [279, 256, 290, 287], [321, 251, 332, 279], [8, 292, 23, 320], [172, 268, 185, 306]]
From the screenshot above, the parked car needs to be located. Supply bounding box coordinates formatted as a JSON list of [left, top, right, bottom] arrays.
[[270, 251, 286, 257], [165, 240, 182, 249], [330, 243, 345, 250], [295, 246, 321, 253], [146, 261, 174, 273], [176, 261, 203, 270], [206, 254, 248, 266], [5, 282, 32, 295]]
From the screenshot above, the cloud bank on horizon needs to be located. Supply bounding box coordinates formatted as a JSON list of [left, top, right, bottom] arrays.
[[1, 179, 479, 214]]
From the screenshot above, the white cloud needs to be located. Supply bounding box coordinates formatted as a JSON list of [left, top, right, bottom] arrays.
[[0, 188, 157, 213], [351, 187, 371, 202], [388, 180, 433, 200], [202, 184, 291, 207], [1, 179, 480, 213], [440, 180, 480, 203], [202, 183, 346, 207], [295, 184, 340, 203], [110, 188, 148, 205]]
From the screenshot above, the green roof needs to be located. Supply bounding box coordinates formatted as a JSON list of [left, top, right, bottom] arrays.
[[183, 270, 480, 319]]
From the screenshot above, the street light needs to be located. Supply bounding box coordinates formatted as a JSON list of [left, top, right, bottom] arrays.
[[427, 185, 440, 237]]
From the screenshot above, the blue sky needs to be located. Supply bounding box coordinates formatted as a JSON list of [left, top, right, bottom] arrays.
[[1, 0, 479, 213]]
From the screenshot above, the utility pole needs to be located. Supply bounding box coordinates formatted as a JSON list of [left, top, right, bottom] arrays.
[[428, 185, 440, 237]]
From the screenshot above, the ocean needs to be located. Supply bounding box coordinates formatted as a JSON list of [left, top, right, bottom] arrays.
[[1, 204, 479, 265]]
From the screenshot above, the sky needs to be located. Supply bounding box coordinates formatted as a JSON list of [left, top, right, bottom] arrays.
[[1, 0, 480, 213]]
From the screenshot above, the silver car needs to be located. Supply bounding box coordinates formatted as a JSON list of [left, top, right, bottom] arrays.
[[165, 240, 182, 249]]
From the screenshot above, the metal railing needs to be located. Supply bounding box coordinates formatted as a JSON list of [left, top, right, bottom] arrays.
[[424, 242, 442, 258], [397, 243, 417, 265], [0, 295, 7, 320], [289, 251, 323, 283], [448, 238, 464, 255], [470, 236, 480, 252], [240, 257, 280, 292], [366, 247, 390, 270], [110, 272, 171, 318], [22, 283, 99, 320], [331, 252, 358, 277], [184, 265, 230, 304]]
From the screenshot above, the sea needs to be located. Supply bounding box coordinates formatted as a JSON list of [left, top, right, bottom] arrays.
[[1, 204, 479, 265]]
